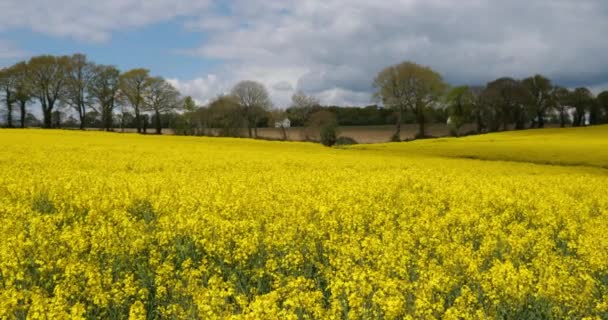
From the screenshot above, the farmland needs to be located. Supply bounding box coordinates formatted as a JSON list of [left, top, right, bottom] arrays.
[[0, 127, 607, 319]]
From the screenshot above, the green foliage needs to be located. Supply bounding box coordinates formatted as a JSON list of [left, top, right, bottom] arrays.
[[32, 192, 56, 214], [305, 110, 338, 145], [320, 124, 338, 146], [373, 61, 447, 137], [208, 95, 246, 137], [445, 86, 475, 135], [127, 199, 156, 224]]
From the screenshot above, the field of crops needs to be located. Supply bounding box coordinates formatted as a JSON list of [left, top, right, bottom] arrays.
[[0, 127, 607, 319]]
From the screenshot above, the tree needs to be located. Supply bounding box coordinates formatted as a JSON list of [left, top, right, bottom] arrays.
[[89, 64, 120, 131], [0, 67, 17, 127], [522, 74, 553, 128], [231, 80, 272, 138], [269, 109, 290, 140], [482, 78, 533, 131], [207, 95, 245, 137], [589, 98, 602, 125], [570, 87, 594, 127], [286, 92, 321, 127], [143, 77, 181, 134], [468, 86, 487, 133], [551, 87, 572, 128], [51, 109, 66, 128], [173, 96, 199, 135], [305, 110, 338, 144], [27, 55, 70, 128], [119, 69, 152, 133], [12, 62, 33, 128], [64, 54, 94, 129], [445, 86, 475, 136], [597, 91, 608, 123], [183, 96, 197, 112], [373, 61, 447, 140]]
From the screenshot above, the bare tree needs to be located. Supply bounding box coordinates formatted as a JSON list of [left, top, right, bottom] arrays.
[[288, 91, 320, 126], [11, 62, 33, 128], [119, 68, 151, 133], [89, 64, 121, 131], [63, 54, 94, 129], [143, 77, 181, 134], [0, 67, 17, 127], [231, 80, 272, 138], [27, 55, 71, 128]]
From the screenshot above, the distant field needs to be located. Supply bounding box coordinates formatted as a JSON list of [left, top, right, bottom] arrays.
[[257, 124, 478, 143], [352, 124, 608, 169], [88, 123, 571, 144], [88, 124, 466, 143], [0, 126, 606, 319]]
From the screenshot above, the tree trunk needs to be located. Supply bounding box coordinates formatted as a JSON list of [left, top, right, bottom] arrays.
[[7, 103, 13, 128], [392, 109, 402, 141], [573, 112, 582, 127], [537, 111, 545, 128], [103, 104, 113, 131], [135, 107, 141, 133], [20, 101, 26, 128], [155, 109, 162, 134], [515, 114, 525, 130], [4, 88, 13, 127], [79, 104, 86, 130], [247, 125, 252, 138], [475, 111, 483, 133], [416, 109, 425, 138], [43, 109, 52, 128]]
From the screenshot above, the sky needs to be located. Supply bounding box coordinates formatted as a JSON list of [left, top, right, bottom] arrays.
[[1, 0, 607, 107]]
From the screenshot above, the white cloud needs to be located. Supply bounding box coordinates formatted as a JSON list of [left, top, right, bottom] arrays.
[[167, 75, 228, 105], [178, 0, 608, 105], [0, 39, 26, 61], [2, 0, 608, 106], [0, 0, 213, 42], [272, 81, 294, 92]]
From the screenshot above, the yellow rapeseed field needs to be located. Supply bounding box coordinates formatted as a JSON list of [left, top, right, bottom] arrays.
[[0, 127, 607, 319]]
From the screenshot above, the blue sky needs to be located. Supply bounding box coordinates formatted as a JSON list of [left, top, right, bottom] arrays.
[[1, 22, 219, 79], [1, 0, 608, 107]]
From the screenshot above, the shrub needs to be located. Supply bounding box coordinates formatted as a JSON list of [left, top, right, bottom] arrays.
[[127, 199, 156, 224], [320, 124, 338, 146], [335, 136, 358, 146]]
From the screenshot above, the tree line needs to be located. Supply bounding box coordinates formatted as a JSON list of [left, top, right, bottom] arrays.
[[167, 62, 608, 141], [2, 56, 608, 142], [0, 54, 182, 134], [373, 61, 608, 140]]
